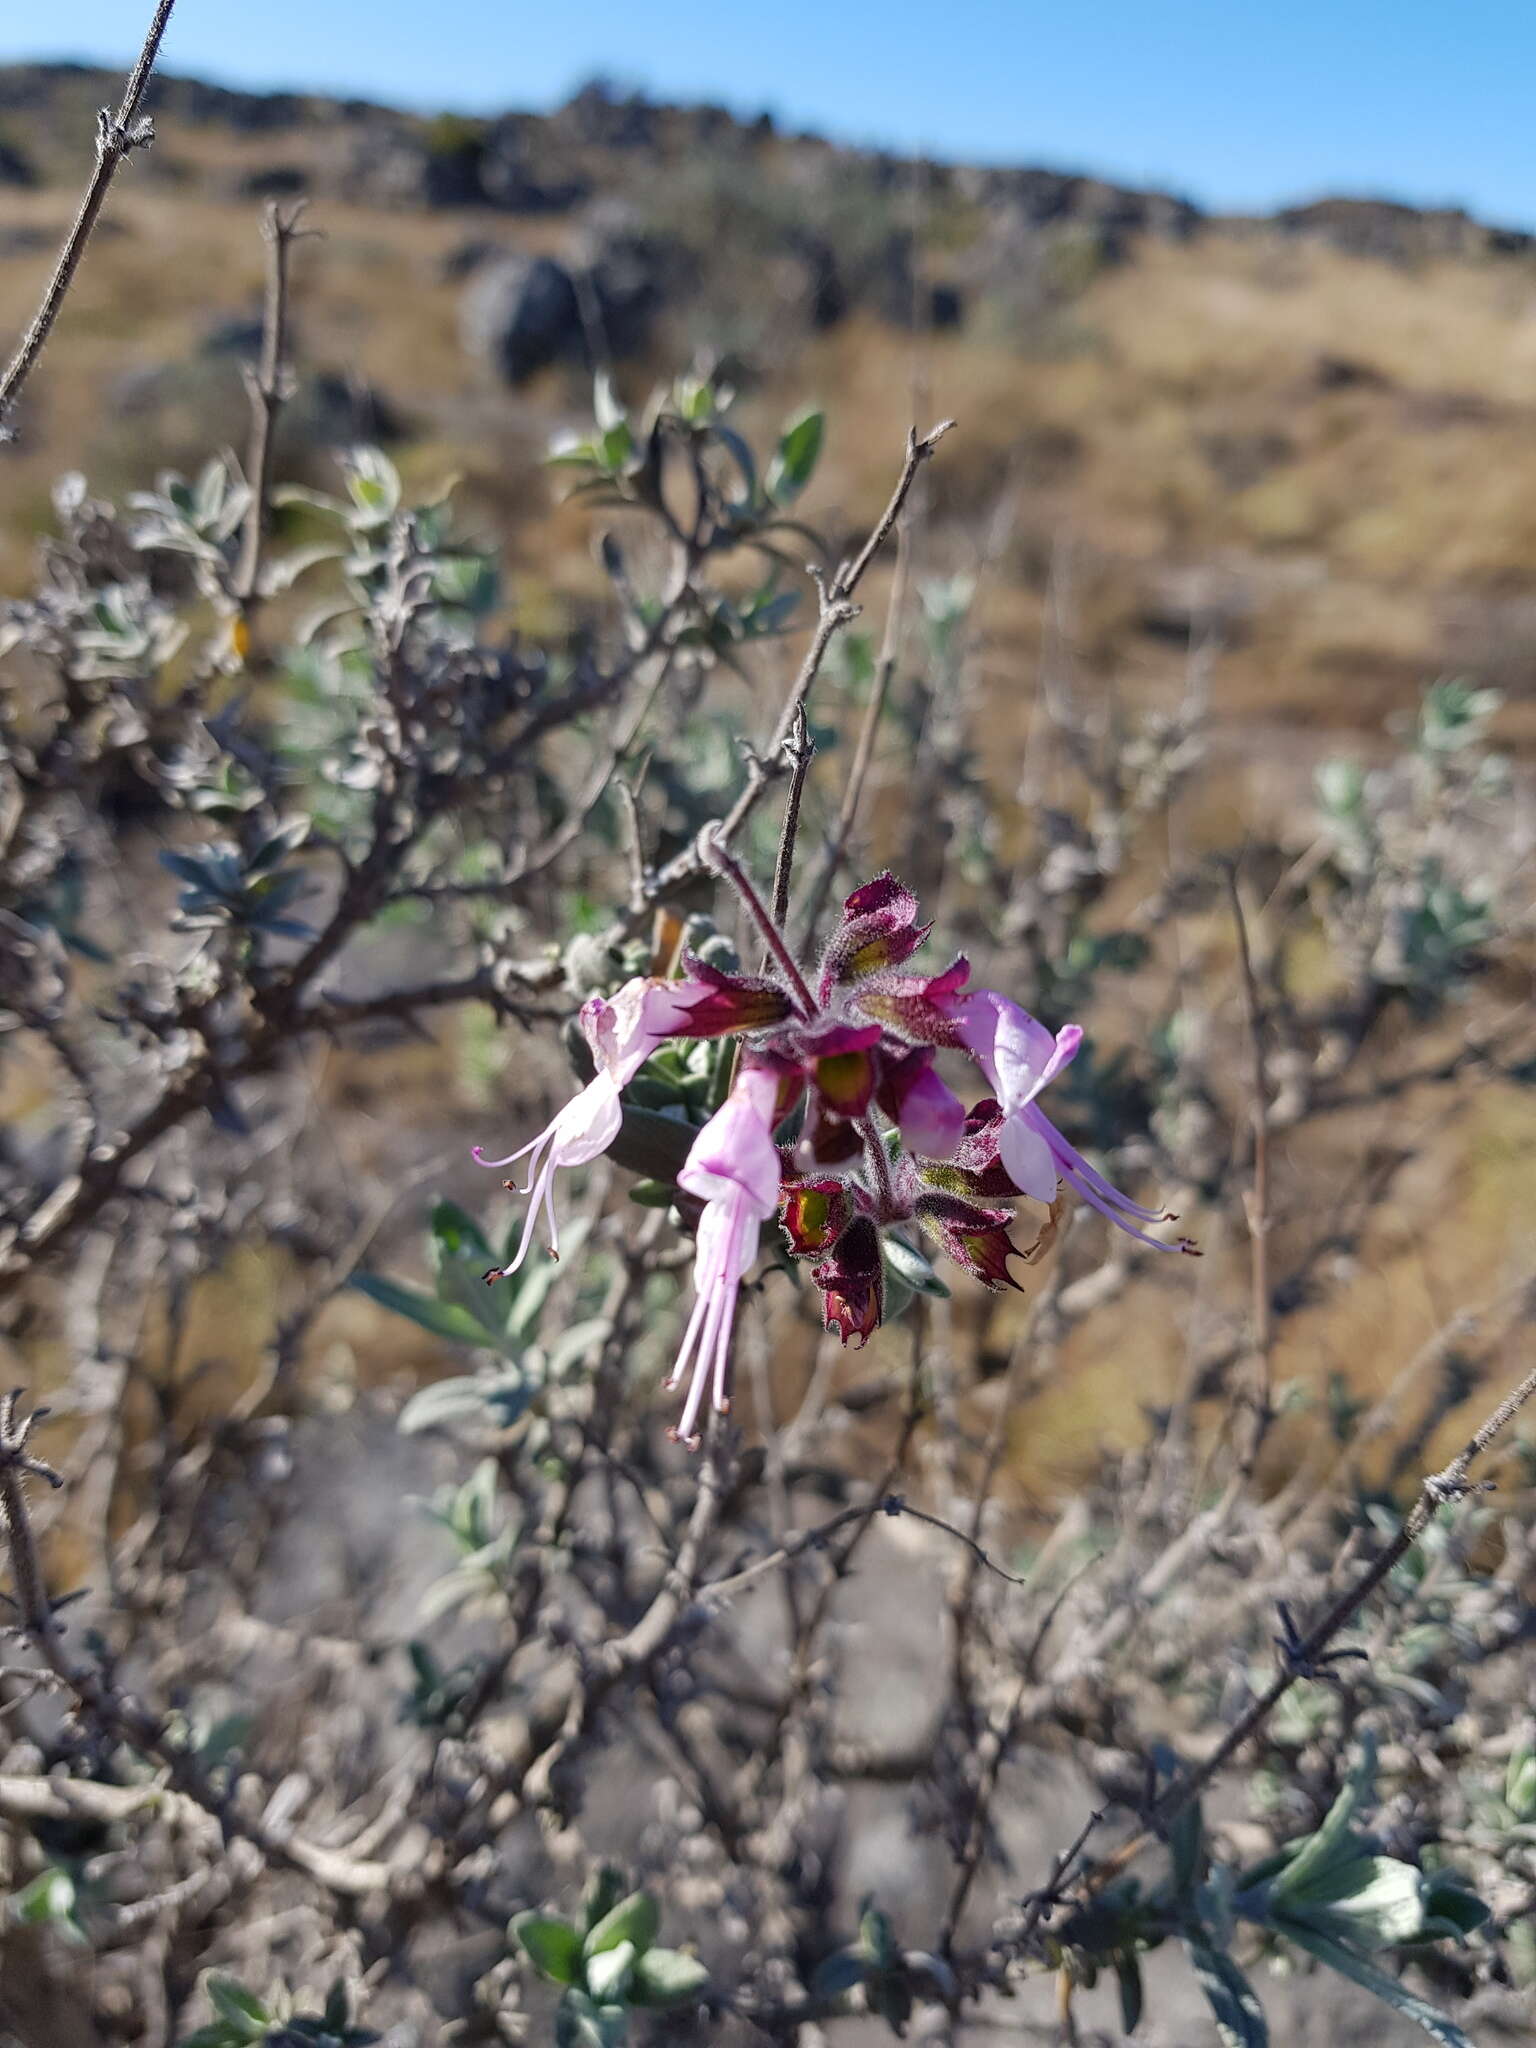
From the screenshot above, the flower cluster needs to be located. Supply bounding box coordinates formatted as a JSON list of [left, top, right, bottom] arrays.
[[478, 874, 1195, 1445]]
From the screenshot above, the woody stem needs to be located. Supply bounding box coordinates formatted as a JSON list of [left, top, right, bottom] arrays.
[[702, 830, 817, 1019]]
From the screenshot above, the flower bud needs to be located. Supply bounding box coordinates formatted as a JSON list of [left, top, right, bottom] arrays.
[[813, 1215, 884, 1347]]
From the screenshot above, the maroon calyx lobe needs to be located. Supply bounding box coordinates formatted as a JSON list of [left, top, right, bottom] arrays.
[[852, 954, 971, 1048], [817, 872, 933, 1002], [801, 1097, 867, 1169], [778, 1174, 862, 1257], [812, 1213, 884, 1347], [797, 1019, 883, 1120], [910, 1098, 1023, 1200], [674, 952, 794, 1036], [752, 1045, 811, 1124], [915, 1191, 1029, 1291]]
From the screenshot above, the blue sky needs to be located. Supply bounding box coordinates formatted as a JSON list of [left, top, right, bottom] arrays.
[[7, 2, 1536, 224]]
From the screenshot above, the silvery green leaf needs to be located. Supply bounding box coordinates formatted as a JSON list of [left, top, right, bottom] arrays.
[[506, 1216, 591, 1338], [543, 1318, 612, 1378], [397, 1370, 532, 1436], [1186, 1942, 1268, 2047], [206, 1976, 271, 2040], [592, 372, 626, 433], [1274, 1856, 1428, 1950], [261, 544, 345, 596], [628, 1946, 708, 2007], [808, 1950, 867, 1998], [350, 1273, 498, 1350], [765, 409, 824, 504], [882, 1235, 950, 1299], [584, 1938, 636, 2002], [585, 1890, 659, 1959], [1116, 1953, 1144, 2031], [1272, 1737, 1376, 1900], [511, 1911, 583, 1985], [1282, 1926, 1473, 2047]]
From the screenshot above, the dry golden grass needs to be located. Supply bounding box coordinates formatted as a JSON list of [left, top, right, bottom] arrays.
[[9, 171, 1536, 738], [8, 130, 1536, 1506]]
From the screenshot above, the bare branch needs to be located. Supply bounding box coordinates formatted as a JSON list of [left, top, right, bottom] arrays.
[[0, 1, 177, 437], [235, 200, 318, 616]]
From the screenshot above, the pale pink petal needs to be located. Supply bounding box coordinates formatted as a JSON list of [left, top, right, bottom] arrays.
[[544, 1073, 624, 1167], [678, 1093, 781, 1217], [1011, 1023, 1083, 1112], [955, 990, 1057, 1101], [583, 976, 716, 1089], [897, 1063, 965, 1161], [999, 1113, 1059, 1204], [667, 1191, 762, 1445], [500, 1149, 560, 1275]]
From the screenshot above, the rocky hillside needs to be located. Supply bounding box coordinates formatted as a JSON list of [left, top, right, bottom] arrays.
[[6, 63, 1536, 775]]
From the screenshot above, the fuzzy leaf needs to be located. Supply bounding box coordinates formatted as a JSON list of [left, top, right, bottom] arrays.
[[808, 1949, 867, 1999], [429, 1199, 496, 1270], [585, 1889, 659, 1958], [349, 1272, 501, 1350], [206, 1976, 271, 2040], [1272, 1739, 1377, 1901], [1276, 1856, 1430, 1950], [505, 1216, 592, 1338], [397, 1370, 533, 1435], [881, 1234, 951, 1299], [584, 1938, 636, 2002], [1186, 1943, 1267, 2048], [629, 1947, 709, 2007], [512, 1912, 584, 1986], [1116, 1953, 1144, 2032], [766, 409, 825, 503], [1282, 1925, 1473, 2047]]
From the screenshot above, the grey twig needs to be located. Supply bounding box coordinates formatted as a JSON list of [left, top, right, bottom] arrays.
[[603, 420, 955, 948], [235, 201, 319, 615], [1226, 860, 1273, 1473], [0, 0, 177, 438], [703, 1487, 1028, 1607], [1075, 1351, 1536, 1894], [769, 703, 816, 930], [795, 499, 912, 946], [0, 1392, 398, 1897]]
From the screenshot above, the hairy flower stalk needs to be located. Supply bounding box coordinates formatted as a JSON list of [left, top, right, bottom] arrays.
[[480, 867, 1194, 1437]]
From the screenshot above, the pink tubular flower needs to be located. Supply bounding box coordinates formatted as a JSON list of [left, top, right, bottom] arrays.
[[953, 991, 1196, 1253], [666, 1060, 784, 1447], [474, 977, 709, 1280]]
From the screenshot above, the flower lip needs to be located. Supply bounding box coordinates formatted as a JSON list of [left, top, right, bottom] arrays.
[[474, 1071, 625, 1279], [955, 991, 1082, 1115]]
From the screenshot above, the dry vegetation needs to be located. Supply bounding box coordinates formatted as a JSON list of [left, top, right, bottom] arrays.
[[2, 45, 1536, 2048]]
